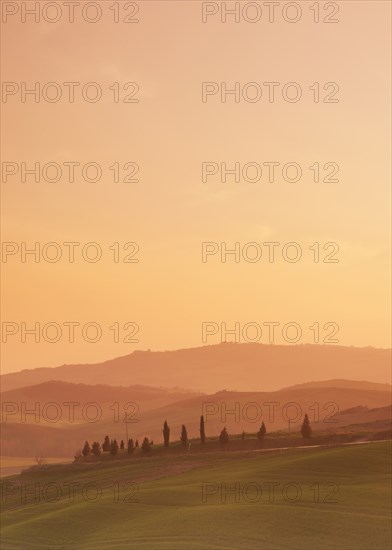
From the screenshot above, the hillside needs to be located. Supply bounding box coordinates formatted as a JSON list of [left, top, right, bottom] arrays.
[[2, 343, 390, 393], [1, 442, 391, 549], [2, 382, 390, 457], [1, 381, 200, 422], [282, 379, 392, 392]]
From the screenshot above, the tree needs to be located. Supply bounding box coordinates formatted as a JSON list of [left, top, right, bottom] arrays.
[[135, 439, 139, 448], [257, 422, 267, 441], [92, 442, 101, 456], [200, 415, 206, 444], [241, 431, 245, 440], [127, 439, 135, 454], [102, 435, 110, 452], [120, 439, 125, 450], [219, 427, 229, 446], [163, 420, 170, 447], [110, 439, 119, 456], [180, 425, 188, 447], [82, 441, 91, 456], [141, 437, 151, 454], [301, 414, 312, 438]]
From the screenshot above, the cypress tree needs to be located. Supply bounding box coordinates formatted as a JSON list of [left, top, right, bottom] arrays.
[[200, 415, 206, 444], [301, 414, 312, 438], [82, 441, 91, 456], [92, 442, 101, 456], [110, 439, 119, 455], [257, 422, 267, 441], [141, 437, 151, 454], [102, 435, 110, 452], [127, 438, 135, 454], [180, 425, 188, 447], [163, 420, 170, 447], [219, 427, 229, 446]]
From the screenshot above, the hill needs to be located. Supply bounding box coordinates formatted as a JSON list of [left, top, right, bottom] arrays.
[[1, 381, 200, 422], [1, 442, 391, 549], [282, 379, 392, 392], [1, 382, 390, 457], [1, 343, 390, 393]]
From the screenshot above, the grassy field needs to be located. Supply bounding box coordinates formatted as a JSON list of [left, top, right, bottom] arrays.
[[1, 441, 391, 549]]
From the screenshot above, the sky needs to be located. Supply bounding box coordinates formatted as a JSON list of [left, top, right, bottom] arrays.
[[1, 0, 391, 374]]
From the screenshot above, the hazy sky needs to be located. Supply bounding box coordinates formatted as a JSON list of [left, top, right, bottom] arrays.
[[2, 0, 391, 373]]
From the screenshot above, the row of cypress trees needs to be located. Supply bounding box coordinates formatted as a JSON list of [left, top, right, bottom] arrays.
[[80, 414, 312, 457]]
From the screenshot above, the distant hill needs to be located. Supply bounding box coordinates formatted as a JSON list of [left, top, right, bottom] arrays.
[[1, 343, 390, 393], [1, 380, 200, 407], [281, 379, 392, 392], [0, 381, 201, 424], [2, 383, 390, 457]]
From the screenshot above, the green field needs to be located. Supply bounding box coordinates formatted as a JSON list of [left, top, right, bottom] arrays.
[[1, 442, 391, 549]]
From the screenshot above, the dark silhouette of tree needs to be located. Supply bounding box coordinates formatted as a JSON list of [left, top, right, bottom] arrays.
[[200, 415, 206, 444], [180, 425, 188, 447], [257, 422, 267, 441], [163, 420, 170, 447], [82, 441, 91, 456], [301, 414, 312, 438], [92, 442, 101, 456], [135, 439, 139, 448], [120, 439, 124, 450], [219, 427, 229, 445], [141, 437, 151, 454], [127, 439, 135, 454], [151, 440, 154, 445], [102, 435, 110, 452], [110, 439, 119, 455], [241, 431, 245, 440]]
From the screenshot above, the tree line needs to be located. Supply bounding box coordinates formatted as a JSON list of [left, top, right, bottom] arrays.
[[79, 414, 312, 458]]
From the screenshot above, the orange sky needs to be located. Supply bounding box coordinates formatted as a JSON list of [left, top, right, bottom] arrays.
[[1, 1, 391, 374]]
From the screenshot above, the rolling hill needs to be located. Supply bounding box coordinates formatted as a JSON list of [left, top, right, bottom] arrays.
[[1, 381, 201, 422], [1, 442, 391, 549], [1, 380, 390, 457], [1, 343, 390, 393]]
